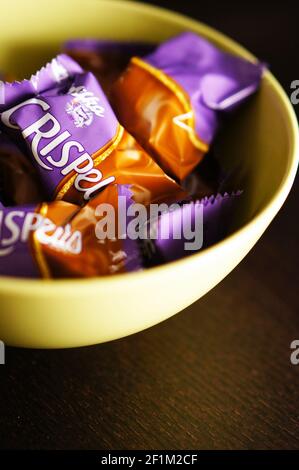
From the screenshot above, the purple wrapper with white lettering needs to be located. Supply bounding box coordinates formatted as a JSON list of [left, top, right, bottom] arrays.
[[0, 203, 45, 277], [0, 64, 119, 202], [0, 184, 143, 278]]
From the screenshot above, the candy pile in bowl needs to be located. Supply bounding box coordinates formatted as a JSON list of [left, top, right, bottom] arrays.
[[0, 33, 263, 278]]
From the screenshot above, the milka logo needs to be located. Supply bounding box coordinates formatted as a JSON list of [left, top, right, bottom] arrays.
[[0, 210, 82, 256], [1, 98, 115, 200], [66, 85, 105, 128]]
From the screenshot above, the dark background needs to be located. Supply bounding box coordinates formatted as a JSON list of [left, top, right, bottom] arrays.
[[1, 0, 299, 449]]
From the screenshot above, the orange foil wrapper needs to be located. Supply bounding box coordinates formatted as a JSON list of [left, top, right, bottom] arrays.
[[40, 184, 142, 278], [60, 126, 185, 206], [112, 56, 208, 181]]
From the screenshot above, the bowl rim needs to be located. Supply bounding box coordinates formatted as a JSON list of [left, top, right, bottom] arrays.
[[0, 0, 298, 293]]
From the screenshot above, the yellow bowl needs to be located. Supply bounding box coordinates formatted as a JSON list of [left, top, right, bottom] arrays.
[[0, 0, 298, 348]]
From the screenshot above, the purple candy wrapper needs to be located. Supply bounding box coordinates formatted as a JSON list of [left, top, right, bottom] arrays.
[[0, 203, 50, 277], [143, 192, 242, 265], [0, 66, 119, 203], [113, 184, 143, 274], [145, 32, 264, 144]]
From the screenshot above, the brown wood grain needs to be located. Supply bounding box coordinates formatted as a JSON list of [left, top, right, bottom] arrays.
[[0, 0, 299, 450]]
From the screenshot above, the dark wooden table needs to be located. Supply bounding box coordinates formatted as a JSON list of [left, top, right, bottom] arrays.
[[1, 0, 299, 450]]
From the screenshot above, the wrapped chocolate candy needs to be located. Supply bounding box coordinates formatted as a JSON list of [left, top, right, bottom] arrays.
[[40, 184, 143, 277], [64, 39, 155, 94], [142, 192, 242, 266], [0, 200, 81, 277], [0, 184, 142, 278], [112, 32, 264, 181], [0, 183, 241, 278], [0, 63, 184, 206]]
